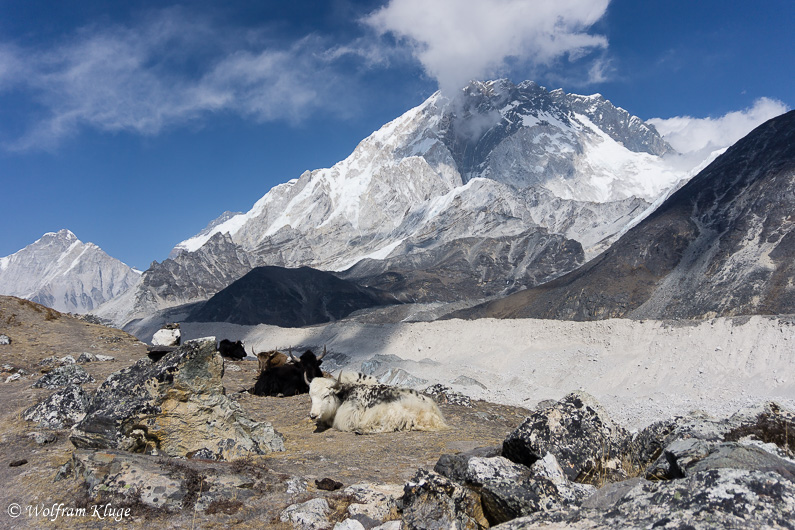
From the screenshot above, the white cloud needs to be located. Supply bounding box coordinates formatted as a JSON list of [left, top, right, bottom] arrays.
[[648, 98, 790, 155], [364, 0, 610, 95], [0, 10, 346, 151]]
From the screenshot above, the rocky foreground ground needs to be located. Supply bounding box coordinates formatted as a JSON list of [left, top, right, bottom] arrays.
[[1, 296, 794, 529]]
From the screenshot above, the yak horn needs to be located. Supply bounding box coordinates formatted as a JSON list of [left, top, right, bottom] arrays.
[[289, 346, 299, 363], [303, 370, 312, 387], [317, 345, 327, 361]]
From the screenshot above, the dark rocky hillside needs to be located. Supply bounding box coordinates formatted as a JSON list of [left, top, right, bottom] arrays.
[[455, 110, 795, 321], [186, 266, 399, 327], [340, 228, 584, 303]]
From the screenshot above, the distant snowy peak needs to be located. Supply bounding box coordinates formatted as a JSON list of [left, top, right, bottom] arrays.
[[0, 229, 140, 314]]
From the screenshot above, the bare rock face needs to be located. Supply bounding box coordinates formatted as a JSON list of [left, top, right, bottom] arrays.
[[501, 391, 630, 483], [70, 337, 284, 460]]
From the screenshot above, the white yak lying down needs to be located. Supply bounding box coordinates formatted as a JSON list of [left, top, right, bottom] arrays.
[[307, 375, 448, 434]]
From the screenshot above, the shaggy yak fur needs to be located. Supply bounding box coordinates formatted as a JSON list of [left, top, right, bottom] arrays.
[[336, 371, 379, 386], [308, 376, 448, 434]]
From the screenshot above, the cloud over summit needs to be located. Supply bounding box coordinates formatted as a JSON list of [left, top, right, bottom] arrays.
[[364, 0, 611, 95]]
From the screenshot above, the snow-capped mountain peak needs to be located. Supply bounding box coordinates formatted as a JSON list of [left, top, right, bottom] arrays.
[[121, 79, 698, 323], [0, 229, 141, 313], [175, 80, 685, 266]]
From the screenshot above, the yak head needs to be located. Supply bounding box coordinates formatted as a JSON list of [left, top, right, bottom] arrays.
[[291, 345, 326, 382], [307, 374, 342, 425]]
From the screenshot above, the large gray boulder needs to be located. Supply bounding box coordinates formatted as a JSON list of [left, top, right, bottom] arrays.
[[70, 337, 284, 460], [502, 391, 630, 483], [434, 447, 596, 525]]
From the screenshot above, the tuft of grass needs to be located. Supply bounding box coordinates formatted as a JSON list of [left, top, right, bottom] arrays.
[[204, 498, 243, 516]]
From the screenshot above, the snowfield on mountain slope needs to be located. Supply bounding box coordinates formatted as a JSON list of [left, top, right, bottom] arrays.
[[171, 314, 795, 432]]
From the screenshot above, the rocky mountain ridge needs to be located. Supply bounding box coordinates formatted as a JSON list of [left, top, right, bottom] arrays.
[[456, 110, 795, 321]]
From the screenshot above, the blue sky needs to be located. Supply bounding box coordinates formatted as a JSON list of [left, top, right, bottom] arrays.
[[1, 0, 792, 270]]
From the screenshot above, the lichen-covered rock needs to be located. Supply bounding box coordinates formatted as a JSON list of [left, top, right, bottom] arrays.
[[74, 352, 115, 363], [435, 449, 596, 525], [23, 384, 90, 429], [633, 402, 795, 477], [343, 483, 402, 522], [28, 431, 58, 444], [689, 442, 795, 482], [33, 364, 94, 389], [39, 355, 77, 369], [502, 391, 630, 483], [492, 469, 795, 529], [725, 402, 795, 456], [0, 334, 11, 345], [400, 469, 487, 530], [77, 352, 97, 363], [70, 337, 284, 460], [280, 498, 331, 530], [480, 471, 561, 525], [463, 456, 531, 489]]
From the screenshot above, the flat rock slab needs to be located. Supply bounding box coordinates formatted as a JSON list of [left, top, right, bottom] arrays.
[[59, 449, 285, 513]]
